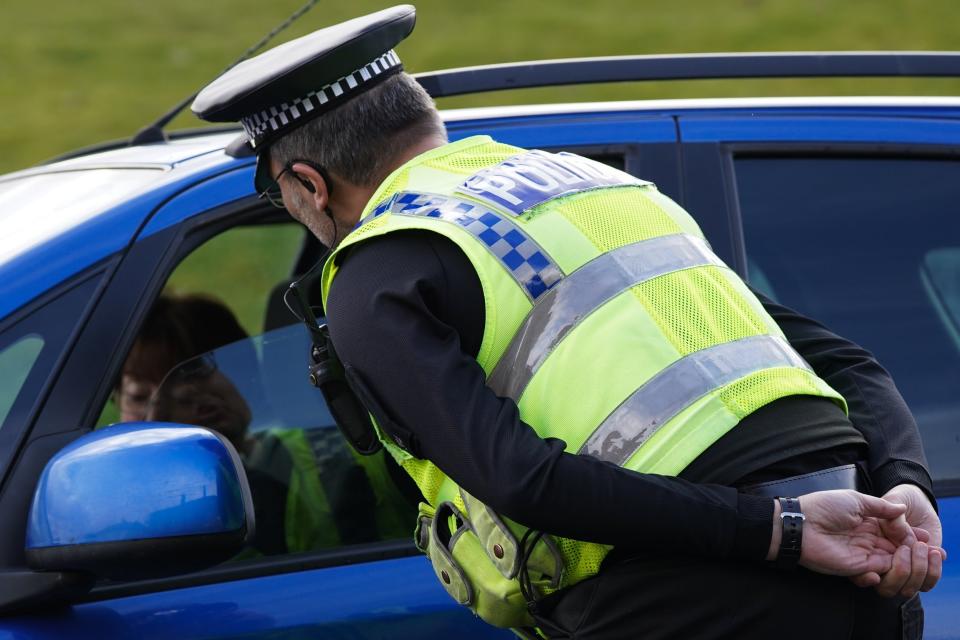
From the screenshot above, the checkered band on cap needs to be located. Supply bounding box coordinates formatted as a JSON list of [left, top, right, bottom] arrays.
[[359, 191, 564, 301], [240, 50, 402, 147]]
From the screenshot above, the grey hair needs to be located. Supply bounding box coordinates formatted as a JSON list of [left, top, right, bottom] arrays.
[[268, 72, 446, 188]]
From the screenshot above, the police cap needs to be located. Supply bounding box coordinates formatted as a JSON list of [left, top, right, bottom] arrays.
[[192, 5, 416, 191]]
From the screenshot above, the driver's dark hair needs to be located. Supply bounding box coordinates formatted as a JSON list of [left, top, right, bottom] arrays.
[[267, 72, 446, 188], [117, 293, 248, 390]]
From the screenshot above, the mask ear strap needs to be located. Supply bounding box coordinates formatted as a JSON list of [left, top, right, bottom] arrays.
[[325, 207, 339, 246], [283, 244, 331, 342]]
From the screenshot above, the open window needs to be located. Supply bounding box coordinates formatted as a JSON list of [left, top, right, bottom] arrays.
[[96, 215, 417, 562]]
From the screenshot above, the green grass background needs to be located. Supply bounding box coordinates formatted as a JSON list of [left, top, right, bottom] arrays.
[[3, 0, 960, 174]]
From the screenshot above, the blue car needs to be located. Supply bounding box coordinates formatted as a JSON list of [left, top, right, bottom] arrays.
[[0, 53, 957, 639]]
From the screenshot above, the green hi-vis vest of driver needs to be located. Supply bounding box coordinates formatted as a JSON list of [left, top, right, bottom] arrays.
[[321, 135, 847, 629], [246, 427, 412, 553]]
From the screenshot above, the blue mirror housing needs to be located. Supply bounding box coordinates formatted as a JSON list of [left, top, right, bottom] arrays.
[[26, 423, 254, 580]]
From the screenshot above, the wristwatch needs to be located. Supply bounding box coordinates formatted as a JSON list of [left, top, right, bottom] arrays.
[[775, 497, 805, 570]]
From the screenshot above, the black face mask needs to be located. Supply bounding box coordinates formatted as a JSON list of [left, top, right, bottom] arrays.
[[283, 246, 382, 456]]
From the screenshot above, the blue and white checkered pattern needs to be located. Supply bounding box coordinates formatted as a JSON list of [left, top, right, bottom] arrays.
[[358, 191, 564, 300], [240, 50, 402, 146]]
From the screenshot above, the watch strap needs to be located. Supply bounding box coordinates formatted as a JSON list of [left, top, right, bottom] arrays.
[[775, 496, 804, 570]]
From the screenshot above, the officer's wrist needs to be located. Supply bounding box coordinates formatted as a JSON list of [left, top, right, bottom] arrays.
[[766, 498, 782, 562]]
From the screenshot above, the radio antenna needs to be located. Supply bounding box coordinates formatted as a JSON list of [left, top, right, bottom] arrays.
[[130, 0, 320, 146]]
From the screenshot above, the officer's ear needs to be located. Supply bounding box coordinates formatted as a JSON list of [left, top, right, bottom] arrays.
[[291, 162, 331, 211]]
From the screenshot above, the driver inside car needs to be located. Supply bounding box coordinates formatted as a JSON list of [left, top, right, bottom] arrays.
[[115, 292, 416, 555]]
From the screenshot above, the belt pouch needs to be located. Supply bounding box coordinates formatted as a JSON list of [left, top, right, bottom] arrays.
[[417, 500, 560, 629]]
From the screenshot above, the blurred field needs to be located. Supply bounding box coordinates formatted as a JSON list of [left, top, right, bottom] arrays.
[[3, 0, 960, 174]]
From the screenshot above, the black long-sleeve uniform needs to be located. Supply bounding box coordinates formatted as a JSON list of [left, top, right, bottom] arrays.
[[326, 230, 933, 565]]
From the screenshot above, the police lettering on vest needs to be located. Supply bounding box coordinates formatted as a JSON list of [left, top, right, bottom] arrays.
[[457, 151, 650, 216]]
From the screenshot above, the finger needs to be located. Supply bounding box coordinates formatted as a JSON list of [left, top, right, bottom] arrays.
[[859, 495, 909, 520], [921, 548, 943, 592], [878, 513, 915, 546], [877, 516, 917, 547], [875, 545, 912, 598], [849, 573, 881, 588], [911, 527, 931, 543], [899, 542, 929, 598], [873, 535, 898, 555]]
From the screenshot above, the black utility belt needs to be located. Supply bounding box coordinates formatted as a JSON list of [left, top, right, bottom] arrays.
[[741, 464, 865, 498]]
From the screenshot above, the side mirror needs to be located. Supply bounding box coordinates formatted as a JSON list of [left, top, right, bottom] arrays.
[[25, 423, 254, 581]]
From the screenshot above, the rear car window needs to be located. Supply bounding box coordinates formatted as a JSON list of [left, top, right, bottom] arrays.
[[0, 276, 101, 479], [0, 335, 44, 429], [736, 155, 960, 485]]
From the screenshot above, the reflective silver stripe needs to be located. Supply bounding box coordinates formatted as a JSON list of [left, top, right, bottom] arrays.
[[578, 335, 811, 465], [487, 234, 724, 400]]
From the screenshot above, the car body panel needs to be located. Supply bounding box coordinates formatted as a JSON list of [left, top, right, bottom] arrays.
[[926, 497, 960, 639], [138, 164, 254, 239], [0, 557, 512, 640], [446, 111, 677, 147], [680, 114, 960, 144], [0, 152, 244, 322], [34, 132, 242, 171]]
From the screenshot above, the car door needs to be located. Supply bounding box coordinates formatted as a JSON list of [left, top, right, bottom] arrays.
[[677, 107, 960, 639], [0, 163, 511, 639], [0, 111, 683, 639]]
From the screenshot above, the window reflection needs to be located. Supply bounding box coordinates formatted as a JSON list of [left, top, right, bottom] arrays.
[[737, 155, 960, 483]]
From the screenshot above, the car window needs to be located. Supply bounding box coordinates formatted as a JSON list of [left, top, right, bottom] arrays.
[[97, 222, 305, 426], [0, 335, 44, 428], [0, 275, 101, 480], [735, 155, 960, 485], [150, 324, 415, 556], [98, 219, 416, 563], [922, 248, 960, 351], [166, 223, 306, 335]]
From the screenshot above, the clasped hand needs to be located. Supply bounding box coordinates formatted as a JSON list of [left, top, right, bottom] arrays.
[[784, 485, 946, 599]]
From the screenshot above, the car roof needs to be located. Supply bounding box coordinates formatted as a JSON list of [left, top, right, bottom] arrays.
[[0, 132, 248, 321], [4, 96, 960, 322]]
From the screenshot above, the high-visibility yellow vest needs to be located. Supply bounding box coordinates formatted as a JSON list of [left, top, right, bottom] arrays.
[[321, 135, 846, 628]]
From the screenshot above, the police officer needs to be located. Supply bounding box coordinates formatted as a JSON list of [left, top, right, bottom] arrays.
[[193, 6, 943, 638]]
